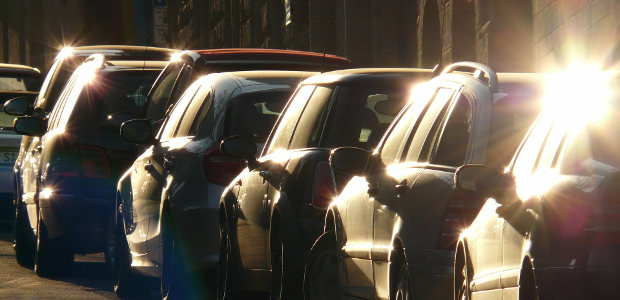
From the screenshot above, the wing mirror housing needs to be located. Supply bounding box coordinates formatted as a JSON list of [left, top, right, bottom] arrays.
[[120, 119, 154, 144], [4, 96, 35, 116], [13, 117, 45, 136], [455, 164, 504, 198], [330, 147, 371, 176], [221, 136, 258, 169]]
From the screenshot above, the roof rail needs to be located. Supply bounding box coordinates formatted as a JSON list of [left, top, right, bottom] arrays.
[[441, 62, 499, 93], [83, 54, 106, 68]]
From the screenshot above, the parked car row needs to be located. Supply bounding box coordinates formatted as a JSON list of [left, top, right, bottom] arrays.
[[5, 44, 617, 300]]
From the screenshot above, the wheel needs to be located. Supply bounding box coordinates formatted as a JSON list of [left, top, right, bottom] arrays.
[[392, 263, 412, 300], [518, 265, 539, 300], [34, 211, 73, 276], [104, 214, 116, 272], [161, 211, 191, 300], [218, 224, 241, 300], [13, 200, 35, 268], [454, 250, 471, 300], [304, 231, 341, 300], [270, 226, 302, 300], [113, 218, 147, 298]]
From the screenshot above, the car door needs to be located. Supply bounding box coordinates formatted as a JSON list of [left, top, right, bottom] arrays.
[[371, 84, 461, 299], [233, 85, 315, 270], [501, 117, 561, 293], [143, 81, 201, 252]]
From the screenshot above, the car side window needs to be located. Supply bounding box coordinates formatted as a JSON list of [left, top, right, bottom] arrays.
[[176, 85, 213, 137], [536, 124, 566, 172], [144, 62, 183, 120], [266, 85, 315, 154], [187, 88, 215, 136], [379, 85, 436, 165], [511, 116, 553, 177], [288, 86, 333, 149], [159, 80, 201, 140], [430, 94, 473, 167], [404, 87, 456, 162]]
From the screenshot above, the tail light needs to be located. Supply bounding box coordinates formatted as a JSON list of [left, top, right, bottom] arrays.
[[50, 145, 111, 178], [436, 190, 485, 250], [202, 143, 245, 186], [311, 162, 337, 209]]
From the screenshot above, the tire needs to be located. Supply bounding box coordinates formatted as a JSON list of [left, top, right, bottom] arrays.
[[304, 231, 341, 300], [161, 211, 191, 300], [104, 214, 116, 272], [519, 264, 539, 300], [13, 200, 35, 268], [34, 212, 73, 277], [113, 218, 146, 299], [454, 250, 471, 300], [392, 263, 412, 300], [218, 225, 241, 300], [270, 226, 302, 300]]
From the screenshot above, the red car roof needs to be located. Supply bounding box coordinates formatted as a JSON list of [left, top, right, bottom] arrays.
[[193, 48, 352, 70]]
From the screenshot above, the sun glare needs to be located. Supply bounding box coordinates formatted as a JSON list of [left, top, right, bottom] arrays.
[[544, 64, 612, 127]]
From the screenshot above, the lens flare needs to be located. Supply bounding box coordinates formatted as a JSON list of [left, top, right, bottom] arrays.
[[544, 64, 612, 127]]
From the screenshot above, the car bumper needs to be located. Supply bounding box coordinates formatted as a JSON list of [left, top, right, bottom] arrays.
[[39, 189, 114, 253], [407, 249, 453, 299], [174, 206, 220, 272]]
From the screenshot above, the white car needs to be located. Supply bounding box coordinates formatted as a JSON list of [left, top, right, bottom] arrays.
[[0, 63, 41, 222]]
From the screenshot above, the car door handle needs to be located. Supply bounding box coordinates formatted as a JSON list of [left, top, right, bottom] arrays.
[[31, 146, 42, 155], [395, 179, 408, 195], [259, 170, 272, 178]]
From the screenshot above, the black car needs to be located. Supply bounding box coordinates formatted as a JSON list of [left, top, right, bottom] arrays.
[[218, 68, 432, 299], [306, 63, 547, 299], [455, 70, 620, 299], [12, 54, 166, 275]]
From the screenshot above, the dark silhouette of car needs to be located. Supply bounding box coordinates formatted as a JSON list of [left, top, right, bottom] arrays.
[[454, 69, 620, 299], [113, 70, 316, 299], [142, 48, 353, 131], [0, 63, 41, 221], [12, 54, 166, 276], [304, 63, 548, 299], [6, 45, 174, 266], [217, 68, 432, 299]]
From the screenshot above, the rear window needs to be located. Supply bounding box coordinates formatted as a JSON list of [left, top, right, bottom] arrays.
[[223, 90, 291, 143], [487, 84, 543, 167], [320, 85, 409, 150], [0, 74, 40, 91], [68, 70, 159, 129]]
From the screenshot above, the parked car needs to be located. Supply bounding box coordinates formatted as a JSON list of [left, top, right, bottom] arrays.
[[5, 45, 173, 265], [218, 68, 433, 299], [141, 48, 352, 130], [304, 63, 548, 299], [454, 68, 620, 299], [0, 63, 41, 221], [113, 70, 316, 299], [12, 54, 166, 276]]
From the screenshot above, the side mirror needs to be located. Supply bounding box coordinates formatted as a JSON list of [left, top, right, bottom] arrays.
[[455, 164, 503, 197], [13, 117, 45, 136], [221, 136, 258, 168], [120, 119, 154, 144], [330, 147, 371, 176], [4, 96, 34, 116]]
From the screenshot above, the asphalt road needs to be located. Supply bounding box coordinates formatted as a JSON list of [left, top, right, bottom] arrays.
[[0, 223, 123, 299]]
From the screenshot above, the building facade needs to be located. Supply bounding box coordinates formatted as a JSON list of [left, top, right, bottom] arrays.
[[2, 0, 620, 73]]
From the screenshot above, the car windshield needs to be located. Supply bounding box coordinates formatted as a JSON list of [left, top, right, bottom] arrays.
[[0, 74, 40, 91], [487, 83, 544, 168], [223, 90, 291, 143], [320, 85, 409, 150]]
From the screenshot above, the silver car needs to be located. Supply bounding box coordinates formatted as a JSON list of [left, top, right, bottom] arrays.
[[114, 70, 316, 298], [0, 63, 41, 222]]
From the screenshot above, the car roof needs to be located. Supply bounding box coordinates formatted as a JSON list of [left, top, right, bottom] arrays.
[[300, 68, 434, 86], [61, 45, 175, 61], [221, 70, 318, 87], [0, 63, 41, 76], [180, 48, 352, 71]]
